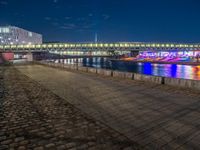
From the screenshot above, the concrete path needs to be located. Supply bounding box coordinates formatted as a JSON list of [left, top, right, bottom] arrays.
[[16, 65, 200, 149]]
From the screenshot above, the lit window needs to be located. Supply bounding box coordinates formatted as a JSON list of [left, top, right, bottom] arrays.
[[104, 44, 109, 47], [0, 27, 10, 33], [42, 44, 47, 48], [146, 44, 151, 47], [28, 32, 33, 37], [190, 45, 193, 48], [130, 44, 135, 47], [136, 44, 140, 47], [124, 43, 129, 47], [120, 44, 124, 47]]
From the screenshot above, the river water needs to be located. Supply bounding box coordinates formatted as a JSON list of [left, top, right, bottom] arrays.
[[51, 57, 200, 80]]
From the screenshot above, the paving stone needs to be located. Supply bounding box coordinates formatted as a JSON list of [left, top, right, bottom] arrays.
[[15, 64, 200, 149], [45, 143, 55, 148], [33, 147, 44, 150], [56, 145, 66, 150], [1, 139, 13, 145], [17, 146, 26, 150], [0, 136, 7, 141], [0, 65, 140, 149], [0, 145, 9, 150], [14, 137, 24, 142]]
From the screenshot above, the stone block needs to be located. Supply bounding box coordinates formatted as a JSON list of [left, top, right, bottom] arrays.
[[78, 66, 88, 72], [134, 73, 163, 84], [97, 69, 112, 76], [88, 68, 97, 74]]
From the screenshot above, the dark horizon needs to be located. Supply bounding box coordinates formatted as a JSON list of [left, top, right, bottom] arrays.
[[1, 0, 200, 43]]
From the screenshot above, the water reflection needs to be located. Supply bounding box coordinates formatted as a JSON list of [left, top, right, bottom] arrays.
[[170, 64, 177, 78], [49, 57, 200, 80]]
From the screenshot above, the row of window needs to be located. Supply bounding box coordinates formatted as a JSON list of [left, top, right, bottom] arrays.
[[0, 28, 10, 33]]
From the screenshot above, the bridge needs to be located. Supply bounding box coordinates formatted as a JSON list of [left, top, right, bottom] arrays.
[[0, 42, 200, 61], [0, 42, 200, 52]]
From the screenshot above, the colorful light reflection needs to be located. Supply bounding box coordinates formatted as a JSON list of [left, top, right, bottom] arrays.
[[50, 57, 200, 80], [136, 63, 200, 80], [123, 51, 200, 63]]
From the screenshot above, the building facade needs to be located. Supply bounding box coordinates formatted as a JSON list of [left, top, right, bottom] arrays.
[[0, 26, 42, 45]]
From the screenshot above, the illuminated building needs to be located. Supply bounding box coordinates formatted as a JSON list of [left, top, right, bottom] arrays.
[[0, 26, 42, 45]]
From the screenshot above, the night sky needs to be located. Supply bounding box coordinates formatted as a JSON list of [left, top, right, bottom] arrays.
[[0, 0, 200, 43]]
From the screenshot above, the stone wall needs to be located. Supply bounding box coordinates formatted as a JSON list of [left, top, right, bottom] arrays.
[[164, 77, 200, 90]]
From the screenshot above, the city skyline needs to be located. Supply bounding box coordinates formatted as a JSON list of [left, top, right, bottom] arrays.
[[0, 0, 200, 43]]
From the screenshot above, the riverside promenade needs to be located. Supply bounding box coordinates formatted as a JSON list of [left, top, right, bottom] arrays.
[[0, 65, 140, 150], [1, 64, 200, 149]]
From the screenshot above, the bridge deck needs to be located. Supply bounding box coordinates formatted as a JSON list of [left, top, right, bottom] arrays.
[[14, 65, 200, 149]]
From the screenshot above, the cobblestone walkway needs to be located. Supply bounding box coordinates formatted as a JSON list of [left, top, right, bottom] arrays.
[[0, 66, 141, 150], [16, 64, 200, 150]]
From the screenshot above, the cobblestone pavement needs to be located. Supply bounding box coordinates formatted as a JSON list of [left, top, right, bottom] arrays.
[[0, 66, 141, 150], [15, 64, 200, 150]]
